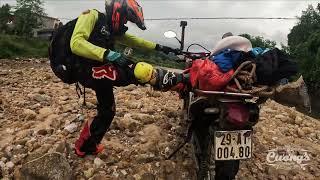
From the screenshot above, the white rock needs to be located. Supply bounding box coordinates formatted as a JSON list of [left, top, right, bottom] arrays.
[[85, 102, 95, 109], [6, 128, 14, 134], [94, 157, 105, 168], [6, 161, 14, 169], [84, 168, 94, 178], [23, 109, 37, 119], [131, 113, 155, 124], [64, 123, 78, 133], [15, 145, 22, 150], [133, 174, 141, 179], [76, 114, 85, 122], [62, 104, 73, 113], [305, 122, 313, 127], [316, 133, 320, 140], [1, 157, 7, 162], [20, 152, 71, 179], [59, 96, 69, 101], [294, 116, 303, 125], [301, 127, 313, 134], [112, 171, 119, 178], [164, 147, 170, 155], [297, 128, 305, 137], [46, 114, 60, 128], [33, 94, 48, 102], [116, 113, 141, 131], [140, 137, 147, 143], [30, 103, 41, 109], [149, 153, 155, 158], [123, 84, 136, 91], [120, 169, 128, 176], [0, 161, 5, 168], [125, 101, 142, 109], [275, 114, 286, 120], [38, 107, 53, 119], [139, 125, 162, 153], [264, 108, 276, 113]]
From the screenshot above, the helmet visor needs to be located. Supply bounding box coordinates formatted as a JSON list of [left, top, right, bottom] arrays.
[[126, 0, 146, 30]]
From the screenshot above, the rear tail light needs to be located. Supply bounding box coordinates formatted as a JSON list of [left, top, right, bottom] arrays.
[[226, 103, 250, 128], [225, 103, 260, 128]]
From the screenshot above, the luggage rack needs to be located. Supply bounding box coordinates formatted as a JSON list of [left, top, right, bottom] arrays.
[[193, 89, 259, 103], [194, 89, 254, 98]]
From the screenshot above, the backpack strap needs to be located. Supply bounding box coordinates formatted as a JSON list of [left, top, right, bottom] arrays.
[[76, 82, 87, 106]]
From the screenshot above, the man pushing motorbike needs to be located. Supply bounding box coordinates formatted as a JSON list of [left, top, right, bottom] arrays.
[[49, 0, 179, 157]]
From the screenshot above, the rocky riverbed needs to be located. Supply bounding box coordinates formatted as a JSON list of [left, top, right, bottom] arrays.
[[0, 59, 319, 180]]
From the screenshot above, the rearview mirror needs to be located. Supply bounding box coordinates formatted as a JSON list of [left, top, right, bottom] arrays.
[[164, 30, 177, 39]]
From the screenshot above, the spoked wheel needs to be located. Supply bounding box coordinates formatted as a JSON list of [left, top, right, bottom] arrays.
[[191, 124, 215, 180], [207, 142, 216, 180]]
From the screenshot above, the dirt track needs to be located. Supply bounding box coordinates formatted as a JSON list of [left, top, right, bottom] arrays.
[[0, 59, 319, 180]]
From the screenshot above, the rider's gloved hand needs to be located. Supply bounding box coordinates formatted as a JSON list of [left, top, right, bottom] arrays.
[[104, 50, 129, 67], [152, 68, 185, 90], [155, 44, 181, 55]]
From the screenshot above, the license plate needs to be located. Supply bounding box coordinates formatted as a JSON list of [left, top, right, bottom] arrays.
[[214, 130, 252, 160]]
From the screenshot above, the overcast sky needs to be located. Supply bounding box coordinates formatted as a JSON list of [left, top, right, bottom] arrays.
[[1, 0, 319, 50]]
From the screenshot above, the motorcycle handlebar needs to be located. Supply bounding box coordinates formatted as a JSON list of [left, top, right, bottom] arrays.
[[175, 51, 211, 61]]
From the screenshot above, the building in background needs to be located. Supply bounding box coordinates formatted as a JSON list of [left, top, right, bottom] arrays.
[[34, 15, 62, 40], [7, 13, 62, 39]]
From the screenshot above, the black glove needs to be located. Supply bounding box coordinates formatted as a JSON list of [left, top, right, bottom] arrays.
[[155, 44, 181, 55]]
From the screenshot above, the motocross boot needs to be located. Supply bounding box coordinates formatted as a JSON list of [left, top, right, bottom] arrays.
[[74, 121, 105, 157]]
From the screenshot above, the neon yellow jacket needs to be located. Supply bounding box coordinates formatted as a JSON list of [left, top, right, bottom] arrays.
[[70, 9, 156, 62]]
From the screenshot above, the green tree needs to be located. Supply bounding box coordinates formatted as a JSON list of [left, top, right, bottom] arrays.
[[287, 3, 320, 90], [0, 4, 12, 34], [288, 4, 320, 53], [291, 31, 320, 90], [239, 33, 277, 48], [14, 0, 46, 36]]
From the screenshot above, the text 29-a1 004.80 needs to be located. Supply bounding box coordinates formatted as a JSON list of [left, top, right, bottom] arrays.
[[214, 130, 252, 160]]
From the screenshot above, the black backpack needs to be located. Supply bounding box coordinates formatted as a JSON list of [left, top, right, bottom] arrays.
[[49, 11, 135, 87], [251, 48, 298, 85], [49, 19, 78, 84], [48, 11, 111, 85]]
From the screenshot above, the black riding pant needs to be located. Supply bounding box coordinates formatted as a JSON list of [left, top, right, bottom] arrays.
[[75, 58, 118, 151], [74, 56, 138, 152]]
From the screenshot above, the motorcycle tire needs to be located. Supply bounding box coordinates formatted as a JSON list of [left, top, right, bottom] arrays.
[[192, 123, 214, 180], [192, 124, 240, 180]]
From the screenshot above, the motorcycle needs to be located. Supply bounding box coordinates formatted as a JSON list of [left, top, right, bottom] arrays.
[[163, 30, 260, 180]]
